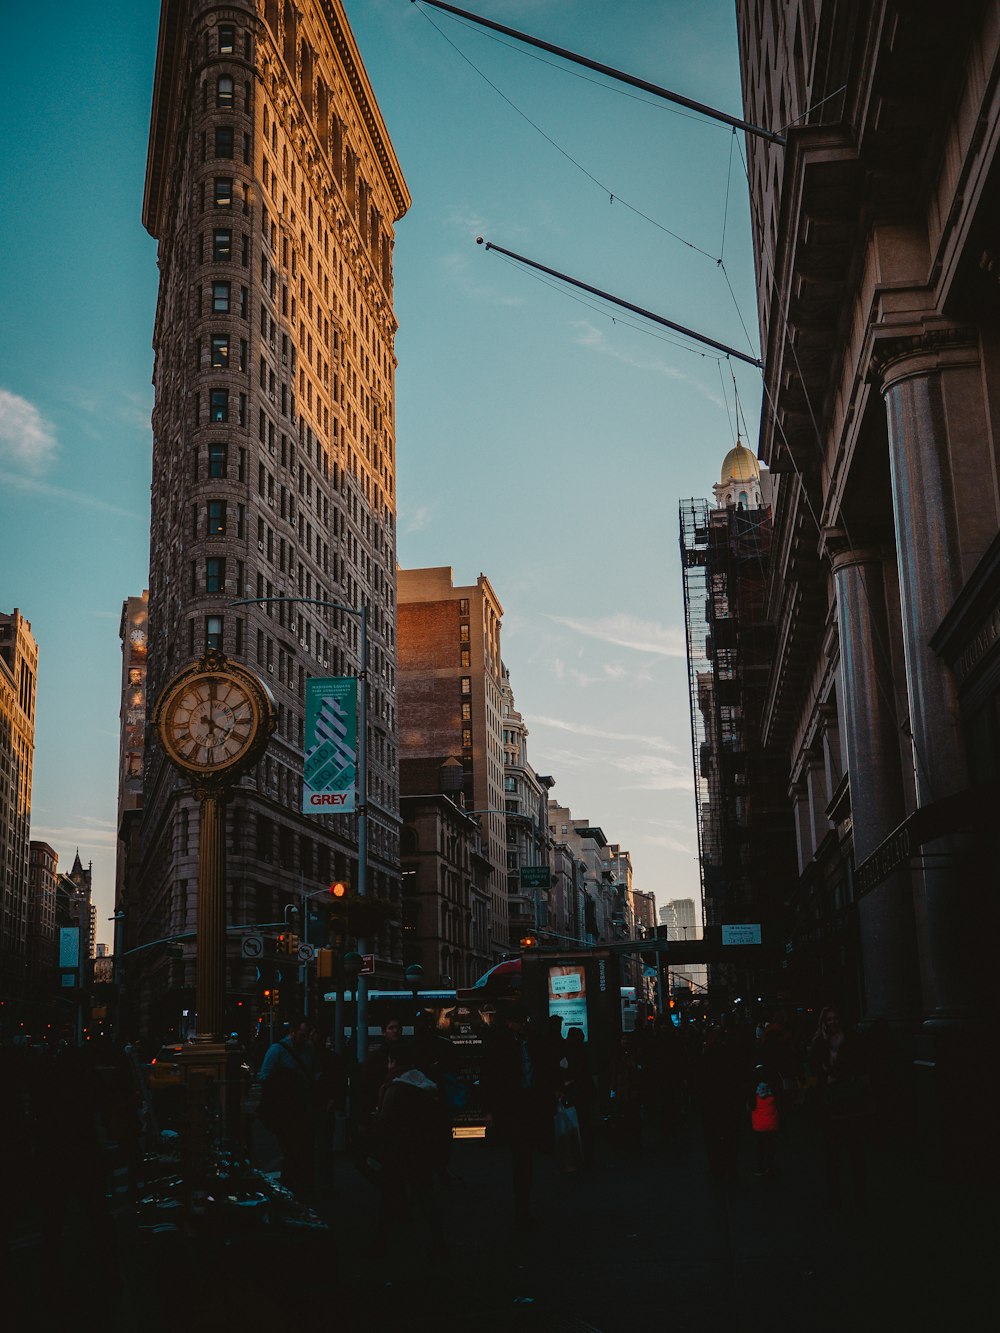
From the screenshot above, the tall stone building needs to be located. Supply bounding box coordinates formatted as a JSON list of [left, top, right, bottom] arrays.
[[0, 609, 37, 1011], [26, 841, 57, 1012], [500, 666, 554, 951], [397, 568, 508, 957], [115, 593, 148, 993], [735, 2, 999, 1046], [139, 0, 409, 1033]]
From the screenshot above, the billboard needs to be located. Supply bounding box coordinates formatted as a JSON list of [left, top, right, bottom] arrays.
[[302, 677, 357, 813]]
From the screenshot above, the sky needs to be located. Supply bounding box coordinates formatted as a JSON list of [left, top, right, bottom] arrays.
[[0, 0, 763, 946]]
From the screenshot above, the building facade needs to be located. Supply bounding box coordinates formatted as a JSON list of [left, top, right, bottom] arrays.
[[397, 568, 508, 957], [681, 441, 798, 1007], [399, 790, 491, 987], [736, 0, 1000, 1037], [500, 666, 554, 951], [139, 0, 409, 1034], [26, 841, 57, 1013], [0, 609, 37, 1012]]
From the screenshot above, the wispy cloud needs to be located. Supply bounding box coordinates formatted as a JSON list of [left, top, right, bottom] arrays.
[[570, 321, 728, 409], [531, 714, 677, 753], [645, 832, 697, 856], [605, 753, 694, 792], [30, 818, 117, 855], [399, 503, 431, 535], [0, 389, 57, 473], [441, 250, 525, 307], [548, 612, 686, 657], [0, 469, 146, 520]]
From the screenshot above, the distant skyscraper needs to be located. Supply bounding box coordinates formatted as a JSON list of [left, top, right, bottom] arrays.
[[397, 568, 508, 956], [139, 0, 410, 1033], [0, 609, 37, 1008], [27, 841, 57, 1008]]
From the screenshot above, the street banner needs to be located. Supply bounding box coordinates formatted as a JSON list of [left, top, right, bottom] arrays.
[[303, 676, 357, 813]]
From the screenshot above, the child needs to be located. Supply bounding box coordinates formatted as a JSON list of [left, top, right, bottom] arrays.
[[751, 1063, 780, 1176]]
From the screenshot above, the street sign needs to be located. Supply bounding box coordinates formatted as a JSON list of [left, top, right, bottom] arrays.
[[241, 934, 264, 959], [520, 866, 551, 890], [297, 942, 315, 962], [721, 924, 761, 946], [360, 954, 375, 975]]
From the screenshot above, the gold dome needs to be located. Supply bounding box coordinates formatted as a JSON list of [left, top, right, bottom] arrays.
[[720, 440, 760, 484]]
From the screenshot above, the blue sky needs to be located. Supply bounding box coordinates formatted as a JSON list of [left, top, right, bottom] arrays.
[[0, 0, 763, 943]]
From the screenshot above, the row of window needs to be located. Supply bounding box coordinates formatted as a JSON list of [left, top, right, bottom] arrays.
[[205, 280, 249, 317], [202, 228, 248, 266], [193, 389, 247, 426], [202, 126, 251, 163]]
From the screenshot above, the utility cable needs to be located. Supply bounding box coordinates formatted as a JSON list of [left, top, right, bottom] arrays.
[[414, 1, 719, 261]]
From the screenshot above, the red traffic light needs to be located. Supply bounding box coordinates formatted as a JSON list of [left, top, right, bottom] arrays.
[[329, 881, 347, 898]]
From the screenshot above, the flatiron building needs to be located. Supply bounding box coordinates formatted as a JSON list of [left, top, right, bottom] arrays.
[[139, 0, 409, 1035]]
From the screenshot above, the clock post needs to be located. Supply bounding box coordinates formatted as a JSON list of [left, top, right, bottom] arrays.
[[151, 651, 276, 1132]]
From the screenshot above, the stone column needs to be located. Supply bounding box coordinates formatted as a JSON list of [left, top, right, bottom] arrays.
[[832, 546, 920, 1022], [875, 327, 990, 1023]]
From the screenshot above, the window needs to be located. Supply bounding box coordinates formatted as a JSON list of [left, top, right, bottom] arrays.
[[219, 26, 235, 55], [459, 598, 469, 616], [214, 177, 233, 207], [504, 776, 517, 793], [211, 335, 229, 367], [461, 702, 471, 721], [206, 557, 225, 594], [208, 443, 227, 478], [216, 76, 234, 109], [460, 677, 471, 696], [206, 616, 224, 650], [459, 623, 470, 643], [239, 286, 249, 319], [207, 500, 227, 535], [210, 390, 228, 422], [213, 281, 231, 312], [215, 126, 234, 158], [461, 727, 472, 749], [213, 229, 232, 261], [460, 649, 471, 668]]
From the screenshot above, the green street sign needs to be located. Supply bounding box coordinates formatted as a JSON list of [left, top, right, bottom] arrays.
[[520, 866, 551, 890]]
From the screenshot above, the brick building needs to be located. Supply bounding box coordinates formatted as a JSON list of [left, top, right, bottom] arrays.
[[138, 0, 409, 1034], [397, 568, 508, 957]]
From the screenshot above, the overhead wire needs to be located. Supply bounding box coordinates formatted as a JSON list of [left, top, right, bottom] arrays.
[[413, 1, 719, 260]]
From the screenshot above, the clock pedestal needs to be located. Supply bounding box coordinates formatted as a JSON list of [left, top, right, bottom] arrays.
[[193, 787, 226, 1044]]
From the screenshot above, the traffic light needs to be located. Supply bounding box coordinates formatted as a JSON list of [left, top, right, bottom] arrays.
[[316, 948, 334, 979], [328, 881, 349, 947], [519, 934, 539, 950]]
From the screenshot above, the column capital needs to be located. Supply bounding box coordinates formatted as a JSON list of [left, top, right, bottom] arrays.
[[821, 526, 887, 572], [869, 325, 979, 392]]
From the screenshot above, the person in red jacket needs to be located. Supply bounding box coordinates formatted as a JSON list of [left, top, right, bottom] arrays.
[[750, 1062, 781, 1176]]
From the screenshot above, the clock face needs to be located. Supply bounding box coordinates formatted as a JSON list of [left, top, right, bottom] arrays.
[[160, 673, 259, 773]]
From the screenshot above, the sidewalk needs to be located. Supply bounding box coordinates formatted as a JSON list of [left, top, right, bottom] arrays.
[[9, 1105, 989, 1333]]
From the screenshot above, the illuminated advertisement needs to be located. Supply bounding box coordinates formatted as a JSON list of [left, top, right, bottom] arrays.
[[303, 677, 357, 813], [547, 964, 589, 1041]]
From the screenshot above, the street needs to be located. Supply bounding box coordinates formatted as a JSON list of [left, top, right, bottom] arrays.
[[9, 1099, 987, 1333]]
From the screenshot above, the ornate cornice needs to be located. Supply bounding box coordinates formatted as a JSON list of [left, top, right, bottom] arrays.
[[869, 325, 980, 389]]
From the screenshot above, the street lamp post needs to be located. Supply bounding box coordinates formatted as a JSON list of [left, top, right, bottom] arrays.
[[231, 596, 370, 1060]]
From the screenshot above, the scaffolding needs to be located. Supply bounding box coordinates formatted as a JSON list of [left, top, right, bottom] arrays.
[[680, 498, 774, 928], [679, 498, 715, 928]]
